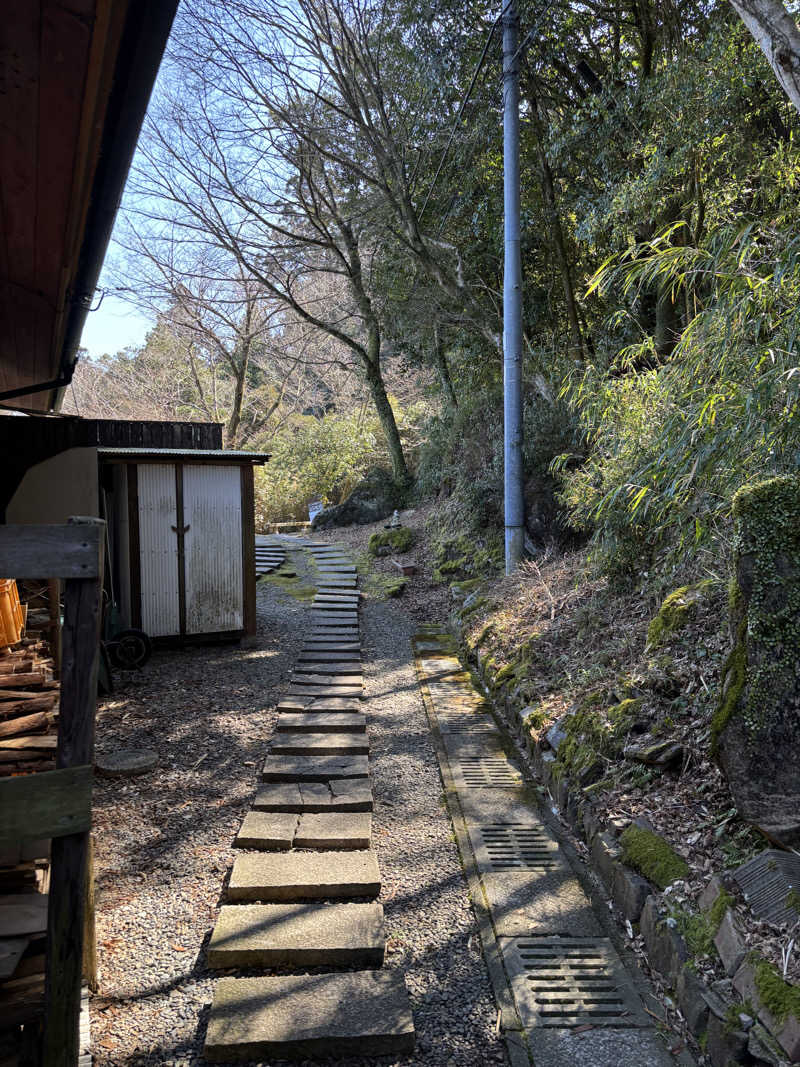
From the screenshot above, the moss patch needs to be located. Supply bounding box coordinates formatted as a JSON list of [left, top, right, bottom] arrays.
[[708, 888, 735, 928], [721, 475, 800, 748], [261, 560, 316, 602], [620, 824, 689, 889], [646, 581, 711, 649], [551, 695, 638, 787], [753, 956, 800, 1025], [368, 527, 414, 555], [710, 617, 746, 752]]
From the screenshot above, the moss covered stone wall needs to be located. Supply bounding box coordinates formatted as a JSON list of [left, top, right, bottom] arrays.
[[715, 475, 800, 848]]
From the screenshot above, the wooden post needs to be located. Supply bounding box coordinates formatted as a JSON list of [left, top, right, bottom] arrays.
[[82, 835, 98, 994], [41, 519, 104, 1066]]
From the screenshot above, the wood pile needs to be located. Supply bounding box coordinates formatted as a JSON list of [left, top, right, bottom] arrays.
[[0, 629, 60, 1056], [0, 640, 58, 779]]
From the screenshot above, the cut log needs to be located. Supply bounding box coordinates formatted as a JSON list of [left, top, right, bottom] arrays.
[[0, 712, 53, 740]]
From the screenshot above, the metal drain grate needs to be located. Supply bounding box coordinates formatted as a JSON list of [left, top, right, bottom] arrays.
[[733, 849, 800, 926], [479, 823, 560, 870], [455, 755, 522, 787], [503, 937, 646, 1028]]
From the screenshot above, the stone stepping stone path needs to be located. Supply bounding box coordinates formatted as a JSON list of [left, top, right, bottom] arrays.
[[203, 539, 415, 1062], [254, 534, 286, 577], [412, 629, 688, 1067]]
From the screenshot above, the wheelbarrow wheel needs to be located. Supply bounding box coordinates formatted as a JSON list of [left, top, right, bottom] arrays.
[[109, 628, 152, 670]]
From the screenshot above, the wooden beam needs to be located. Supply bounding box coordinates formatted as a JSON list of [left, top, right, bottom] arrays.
[[0, 524, 101, 579], [0, 766, 91, 843], [42, 518, 104, 1067]]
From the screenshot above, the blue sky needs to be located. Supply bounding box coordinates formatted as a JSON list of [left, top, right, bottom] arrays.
[[79, 293, 153, 359]]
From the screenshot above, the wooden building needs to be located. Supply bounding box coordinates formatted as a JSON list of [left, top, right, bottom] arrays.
[[0, 3, 184, 1064]]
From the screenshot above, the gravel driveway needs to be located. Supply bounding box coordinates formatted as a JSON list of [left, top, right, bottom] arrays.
[[89, 563, 505, 1065]]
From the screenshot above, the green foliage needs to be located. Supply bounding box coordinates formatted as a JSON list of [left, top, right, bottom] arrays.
[[620, 824, 690, 889], [254, 414, 380, 526], [557, 218, 800, 574], [368, 527, 414, 555]]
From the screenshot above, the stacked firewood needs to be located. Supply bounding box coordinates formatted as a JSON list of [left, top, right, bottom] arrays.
[[0, 641, 58, 779], [0, 623, 58, 1054]]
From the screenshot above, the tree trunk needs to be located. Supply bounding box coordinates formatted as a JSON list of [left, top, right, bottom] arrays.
[[226, 338, 251, 448], [433, 323, 458, 408], [364, 330, 409, 486], [730, 0, 800, 114]]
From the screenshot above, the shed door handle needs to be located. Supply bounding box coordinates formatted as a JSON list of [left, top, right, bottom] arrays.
[[171, 524, 190, 534]]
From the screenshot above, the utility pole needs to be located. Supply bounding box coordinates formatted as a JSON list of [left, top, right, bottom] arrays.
[[503, 0, 524, 573]]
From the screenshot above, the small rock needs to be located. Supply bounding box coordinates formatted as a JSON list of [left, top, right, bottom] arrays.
[[714, 909, 747, 976], [545, 718, 568, 752], [95, 748, 158, 777], [624, 738, 684, 768]]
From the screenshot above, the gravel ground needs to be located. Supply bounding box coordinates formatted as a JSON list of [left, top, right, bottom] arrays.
[[91, 575, 307, 1065], [363, 599, 506, 1067], [89, 549, 505, 1065]]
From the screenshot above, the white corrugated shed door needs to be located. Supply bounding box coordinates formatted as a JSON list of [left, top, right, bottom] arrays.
[[138, 464, 180, 636], [183, 465, 243, 634]]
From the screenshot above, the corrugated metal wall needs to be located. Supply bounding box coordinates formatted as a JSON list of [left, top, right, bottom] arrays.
[[183, 465, 243, 634], [138, 464, 180, 636]]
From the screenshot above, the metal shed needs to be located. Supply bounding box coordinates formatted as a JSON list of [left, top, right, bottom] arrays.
[[98, 448, 269, 641]]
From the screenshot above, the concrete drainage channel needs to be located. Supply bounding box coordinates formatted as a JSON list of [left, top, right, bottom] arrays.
[[412, 627, 696, 1067], [201, 539, 415, 1062]]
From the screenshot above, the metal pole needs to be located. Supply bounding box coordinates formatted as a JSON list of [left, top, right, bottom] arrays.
[[503, 0, 524, 574]]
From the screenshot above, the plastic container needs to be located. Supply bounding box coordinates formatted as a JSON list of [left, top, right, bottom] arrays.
[[0, 580, 24, 648]]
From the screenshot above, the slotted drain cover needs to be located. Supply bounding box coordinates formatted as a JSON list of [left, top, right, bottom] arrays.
[[454, 755, 522, 787], [734, 849, 800, 926], [478, 822, 560, 870], [437, 713, 498, 735], [502, 937, 647, 1028]]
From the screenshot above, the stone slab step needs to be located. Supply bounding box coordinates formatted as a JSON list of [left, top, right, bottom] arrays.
[[313, 595, 360, 605], [312, 604, 360, 614], [310, 614, 360, 627], [302, 638, 361, 648], [207, 901, 384, 968], [292, 672, 362, 688], [270, 732, 369, 756], [308, 636, 361, 647], [235, 810, 372, 849], [295, 661, 363, 675], [288, 686, 362, 699], [262, 753, 369, 781], [204, 970, 415, 1062], [235, 811, 297, 849], [277, 711, 367, 732], [278, 696, 362, 713], [254, 779, 373, 813], [309, 625, 360, 635], [301, 650, 361, 660], [226, 850, 380, 901], [295, 812, 372, 849]]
